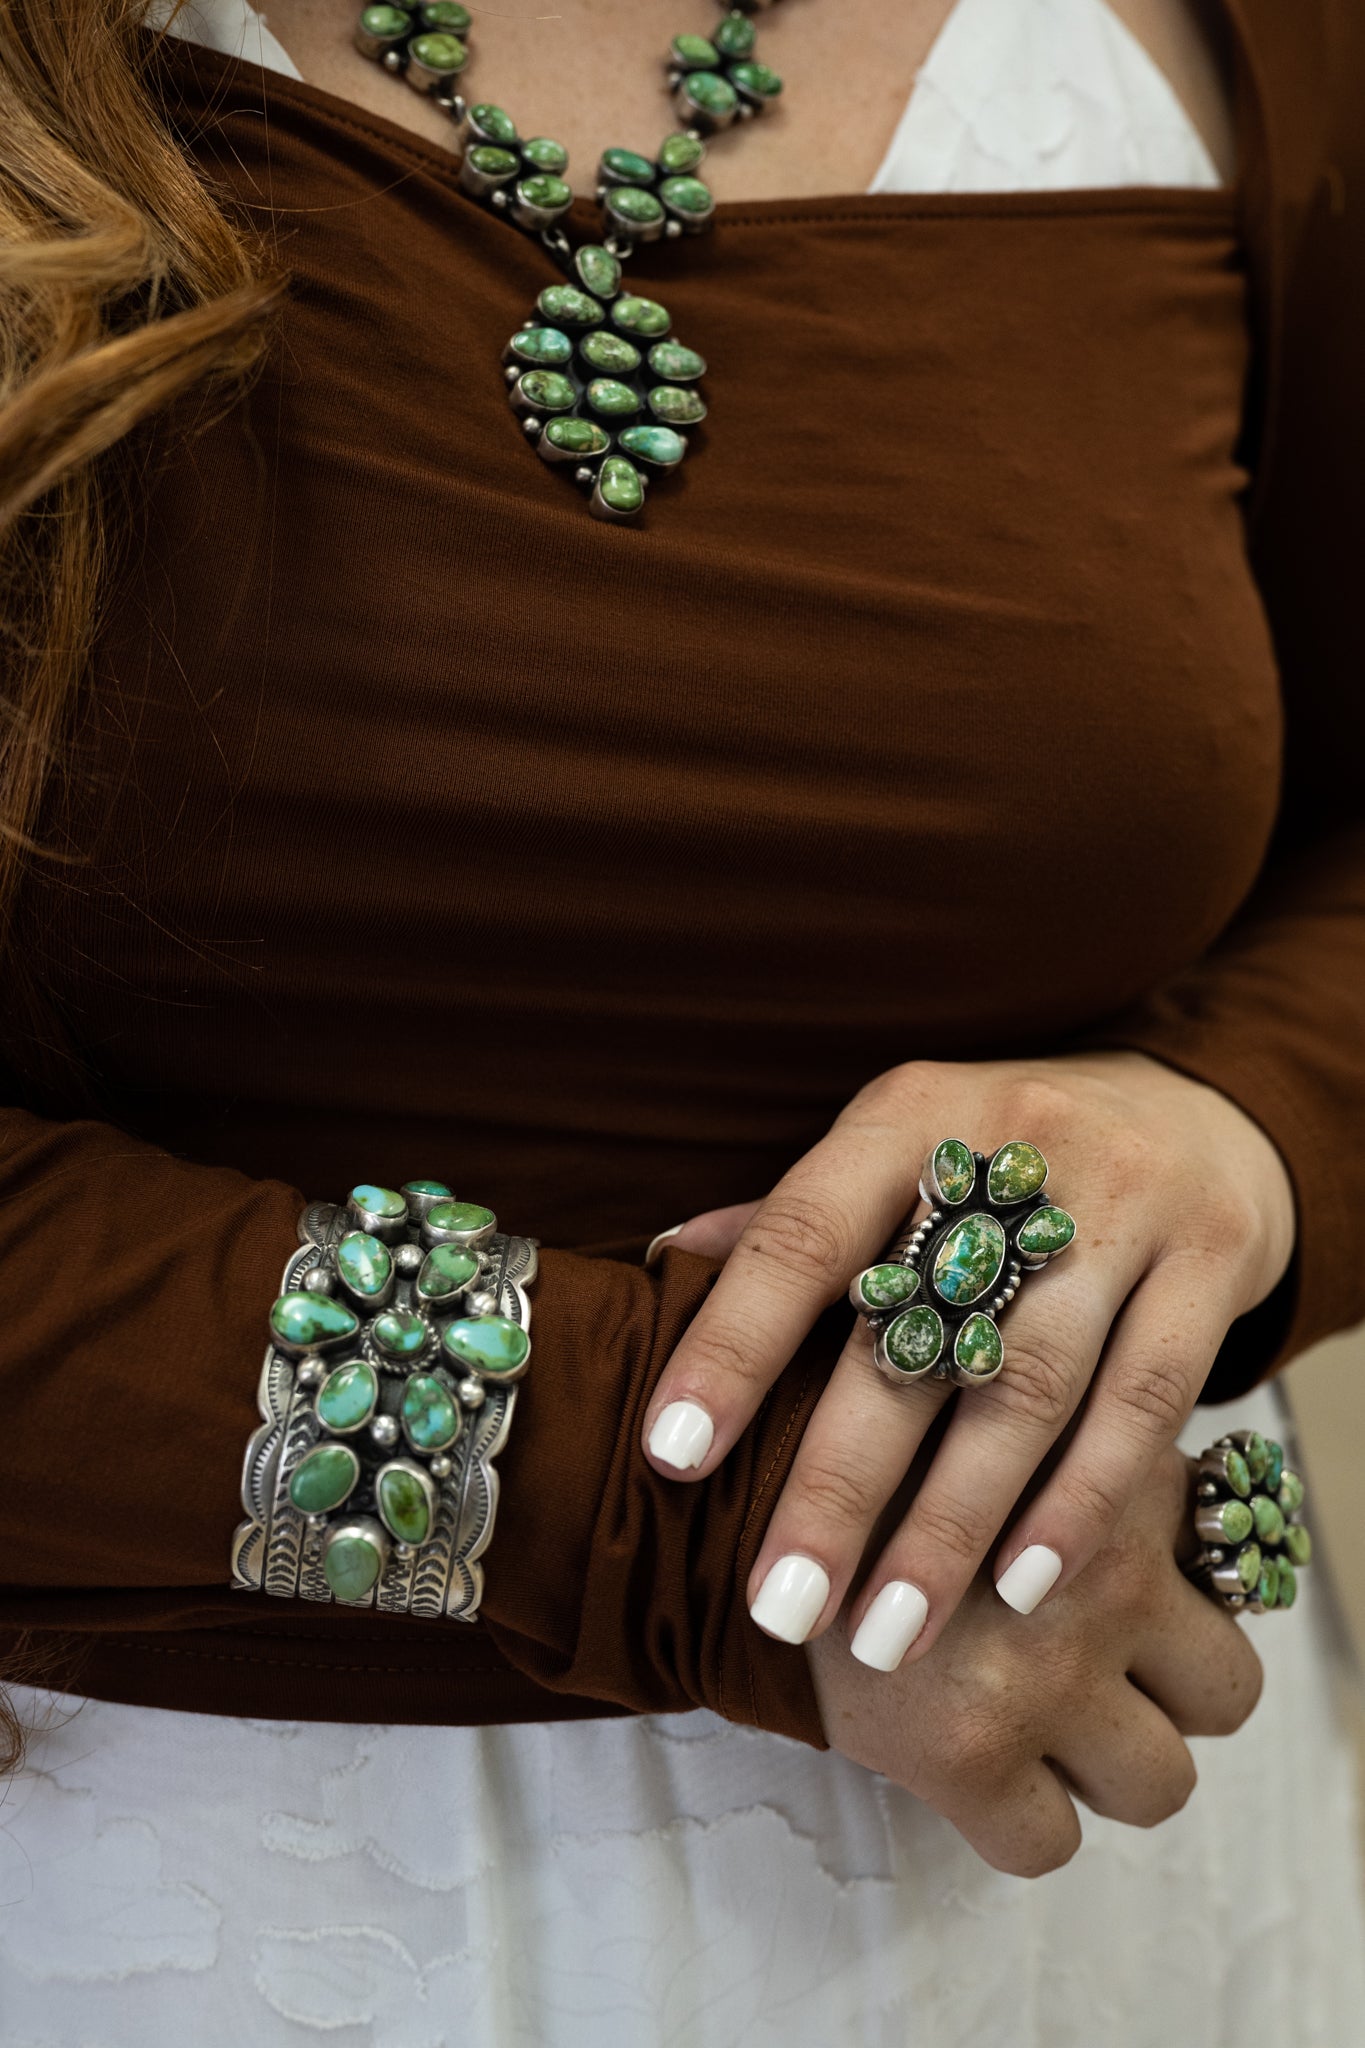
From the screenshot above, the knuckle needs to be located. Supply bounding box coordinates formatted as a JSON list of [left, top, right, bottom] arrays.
[[1001, 1075, 1074, 1143], [854, 1058, 939, 1121], [1182, 1188, 1261, 1263], [1109, 1358, 1190, 1440], [994, 1811, 1082, 1879], [1054, 1463, 1129, 1540], [940, 1701, 1022, 1793], [789, 1452, 877, 1537], [748, 1192, 852, 1294], [910, 1489, 991, 1569], [1205, 1631, 1265, 1734], [987, 1341, 1076, 1434], [686, 1319, 771, 1396]]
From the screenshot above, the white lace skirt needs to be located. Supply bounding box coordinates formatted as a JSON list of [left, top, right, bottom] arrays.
[[2, 1379, 1363, 2048]]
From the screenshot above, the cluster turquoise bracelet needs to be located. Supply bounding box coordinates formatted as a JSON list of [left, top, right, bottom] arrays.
[[231, 1182, 537, 1618]]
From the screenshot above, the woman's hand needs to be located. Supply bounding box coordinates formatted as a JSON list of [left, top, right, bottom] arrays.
[[641, 1051, 1295, 1666], [804, 1443, 1264, 1875]]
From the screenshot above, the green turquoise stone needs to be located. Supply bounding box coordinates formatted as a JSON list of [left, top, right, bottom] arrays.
[[1265, 1440, 1284, 1491], [597, 456, 644, 513], [1285, 1522, 1313, 1567], [469, 103, 517, 145], [612, 295, 671, 337], [1236, 1543, 1262, 1593], [660, 175, 713, 217], [350, 1183, 406, 1220], [1278, 1469, 1305, 1513], [538, 283, 604, 327], [1225, 1448, 1251, 1498], [586, 377, 642, 417], [336, 1231, 392, 1298], [575, 244, 622, 298], [607, 186, 666, 227], [601, 147, 657, 184], [618, 424, 687, 468], [316, 1360, 379, 1433], [517, 174, 572, 211], [417, 1244, 480, 1303], [883, 1304, 945, 1376], [648, 340, 706, 381], [1251, 1494, 1285, 1545], [1017, 1205, 1076, 1257], [730, 59, 783, 98], [657, 131, 707, 174], [933, 1139, 976, 1204], [324, 1529, 383, 1602], [509, 325, 572, 366], [986, 1142, 1048, 1205], [409, 30, 467, 72], [854, 1263, 921, 1311], [543, 416, 612, 457], [648, 385, 706, 425], [374, 1309, 428, 1359], [683, 71, 739, 118], [421, 1, 471, 29], [442, 1314, 531, 1377], [360, 4, 410, 33], [402, 1179, 451, 1198], [954, 1312, 1004, 1379], [467, 144, 519, 178], [427, 1199, 496, 1235], [1244, 1431, 1269, 1483], [521, 136, 568, 173], [1218, 1498, 1255, 1544], [377, 1463, 433, 1545], [289, 1442, 359, 1514], [932, 1212, 1006, 1306], [672, 33, 719, 67], [270, 1292, 359, 1352], [579, 329, 642, 375], [1277, 1561, 1298, 1607], [714, 11, 756, 57], [1258, 1557, 1280, 1607], [402, 1373, 461, 1451]]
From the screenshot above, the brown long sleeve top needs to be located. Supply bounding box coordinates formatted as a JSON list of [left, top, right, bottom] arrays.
[[0, 0, 1361, 1749]]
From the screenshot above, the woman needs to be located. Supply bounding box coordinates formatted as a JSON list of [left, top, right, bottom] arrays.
[[0, 0, 1362, 2038]]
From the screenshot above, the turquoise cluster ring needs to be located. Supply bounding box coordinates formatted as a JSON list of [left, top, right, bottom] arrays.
[[1188, 1429, 1312, 1613], [231, 1181, 536, 1619], [848, 1139, 1077, 1391]]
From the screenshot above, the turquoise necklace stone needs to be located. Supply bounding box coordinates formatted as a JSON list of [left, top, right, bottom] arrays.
[[351, 1, 795, 523]]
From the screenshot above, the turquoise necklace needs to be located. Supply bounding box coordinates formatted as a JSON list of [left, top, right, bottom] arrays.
[[353, 2, 787, 522]]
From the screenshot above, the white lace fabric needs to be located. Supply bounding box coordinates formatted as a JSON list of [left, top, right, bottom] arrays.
[[8, 9, 1365, 2045]]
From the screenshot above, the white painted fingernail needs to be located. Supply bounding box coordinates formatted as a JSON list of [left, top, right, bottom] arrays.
[[850, 1580, 929, 1672], [995, 1545, 1063, 1615], [749, 1555, 831, 1644], [647, 1400, 714, 1471], [645, 1224, 685, 1266]]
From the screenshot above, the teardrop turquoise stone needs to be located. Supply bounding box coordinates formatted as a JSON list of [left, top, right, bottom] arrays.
[[442, 1315, 530, 1377], [517, 174, 571, 211], [427, 1199, 496, 1236], [607, 186, 665, 227], [409, 30, 467, 72], [660, 176, 713, 218], [932, 1213, 1006, 1305], [647, 385, 706, 426], [853, 1263, 920, 1311], [538, 284, 604, 327], [730, 60, 783, 98], [986, 1143, 1047, 1204], [402, 1373, 462, 1451], [315, 1360, 379, 1433], [586, 377, 642, 418], [671, 32, 718, 66], [336, 1231, 392, 1298], [520, 136, 568, 173], [932, 1139, 976, 1204], [469, 103, 517, 145], [601, 147, 656, 184], [596, 457, 644, 514], [542, 417, 612, 458], [618, 425, 687, 468], [467, 144, 518, 177], [377, 1463, 434, 1545], [714, 13, 756, 57], [270, 1292, 359, 1352], [509, 326, 573, 366], [289, 1442, 359, 1514], [324, 1529, 384, 1602], [954, 1313, 1004, 1379], [417, 1244, 480, 1303], [682, 71, 738, 118], [575, 245, 622, 298], [516, 370, 576, 412], [1017, 1206, 1076, 1257], [647, 341, 706, 382], [611, 295, 671, 337], [374, 1309, 428, 1359], [579, 330, 642, 375], [882, 1304, 944, 1375], [350, 1183, 406, 1220], [657, 131, 707, 174]]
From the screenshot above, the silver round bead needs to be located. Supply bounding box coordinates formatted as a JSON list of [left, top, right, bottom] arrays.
[[295, 1359, 323, 1388], [430, 1453, 453, 1480], [394, 1542, 414, 1560], [370, 1414, 400, 1447], [465, 1289, 498, 1318], [382, 48, 403, 71], [458, 1377, 486, 1408], [301, 1267, 334, 1295], [394, 1242, 423, 1275], [307, 1513, 327, 1531]]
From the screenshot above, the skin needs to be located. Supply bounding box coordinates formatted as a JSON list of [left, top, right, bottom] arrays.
[[259, 0, 1237, 192], [254, 0, 1255, 1868]]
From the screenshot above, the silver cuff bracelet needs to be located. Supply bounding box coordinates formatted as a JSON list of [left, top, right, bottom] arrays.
[[231, 1181, 537, 1620]]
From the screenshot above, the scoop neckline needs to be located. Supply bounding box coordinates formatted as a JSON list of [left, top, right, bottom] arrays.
[[142, 21, 1243, 232]]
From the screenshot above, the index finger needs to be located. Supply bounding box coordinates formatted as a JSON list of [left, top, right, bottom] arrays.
[[641, 1111, 924, 1477]]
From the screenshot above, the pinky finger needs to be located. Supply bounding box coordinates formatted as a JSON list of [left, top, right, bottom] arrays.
[[991, 1261, 1235, 1615]]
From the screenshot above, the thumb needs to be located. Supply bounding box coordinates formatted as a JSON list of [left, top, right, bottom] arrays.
[[645, 1200, 762, 1266]]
